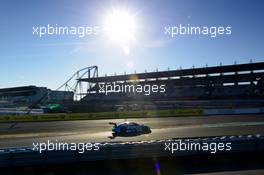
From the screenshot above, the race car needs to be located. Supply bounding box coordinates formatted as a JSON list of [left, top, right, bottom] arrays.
[[109, 121, 151, 137]]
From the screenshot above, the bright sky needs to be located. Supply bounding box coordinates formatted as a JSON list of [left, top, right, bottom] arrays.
[[0, 0, 263, 89]]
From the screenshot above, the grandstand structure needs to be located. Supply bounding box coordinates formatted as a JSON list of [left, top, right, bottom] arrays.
[[0, 86, 73, 106], [78, 62, 264, 102], [1, 62, 263, 112]]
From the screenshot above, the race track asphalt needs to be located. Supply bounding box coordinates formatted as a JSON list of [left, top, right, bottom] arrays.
[[0, 114, 264, 148]]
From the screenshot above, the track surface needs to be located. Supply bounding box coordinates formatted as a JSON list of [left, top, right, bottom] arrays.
[[0, 114, 264, 148]]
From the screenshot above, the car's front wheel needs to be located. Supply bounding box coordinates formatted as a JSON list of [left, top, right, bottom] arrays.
[[142, 126, 151, 133]]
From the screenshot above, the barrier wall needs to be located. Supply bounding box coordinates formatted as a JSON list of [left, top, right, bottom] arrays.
[[0, 108, 203, 122], [0, 108, 44, 115], [0, 107, 263, 122]]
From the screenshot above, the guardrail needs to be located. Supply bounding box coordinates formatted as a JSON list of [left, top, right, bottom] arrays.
[[0, 134, 263, 167], [0, 108, 44, 115], [0, 108, 203, 122], [0, 107, 263, 122]]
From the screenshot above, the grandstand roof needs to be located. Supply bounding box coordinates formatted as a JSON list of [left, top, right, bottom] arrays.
[[0, 86, 39, 97], [79, 62, 264, 83]]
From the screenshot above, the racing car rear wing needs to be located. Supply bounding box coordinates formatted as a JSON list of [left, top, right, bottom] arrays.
[[109, 122, 117, 127]]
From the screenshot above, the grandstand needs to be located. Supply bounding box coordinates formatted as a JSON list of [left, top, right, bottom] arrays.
[[79, 62, 264, 101], [1, 62, 263, 112], [0, 86, 73, 106], [65, 62, 264, 112]]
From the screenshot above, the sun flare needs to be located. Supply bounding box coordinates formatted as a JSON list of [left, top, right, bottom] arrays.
[[103, 9, 137, 54]]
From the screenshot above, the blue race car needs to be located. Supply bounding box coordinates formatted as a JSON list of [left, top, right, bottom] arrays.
[[109, 121, 151, 137]]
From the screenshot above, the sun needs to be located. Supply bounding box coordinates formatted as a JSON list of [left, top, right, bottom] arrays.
[[103, 9, 137, 54]]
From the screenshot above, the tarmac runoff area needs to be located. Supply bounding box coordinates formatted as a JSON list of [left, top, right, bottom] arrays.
[[0, 114, 264, 148]]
